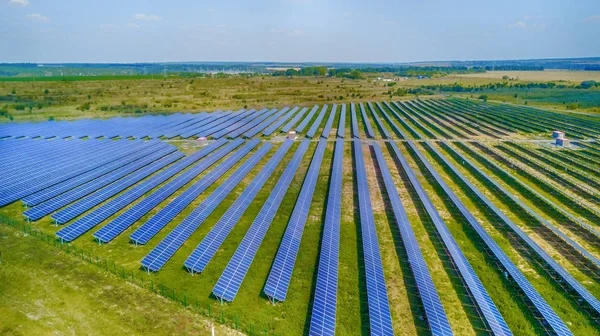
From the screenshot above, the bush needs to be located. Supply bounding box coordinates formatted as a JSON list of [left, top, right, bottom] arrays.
[[48, 116, 55, 121], [478, 95, 488, 101]]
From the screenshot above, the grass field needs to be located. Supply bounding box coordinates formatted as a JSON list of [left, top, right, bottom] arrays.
[[456, 70, 600, 83]]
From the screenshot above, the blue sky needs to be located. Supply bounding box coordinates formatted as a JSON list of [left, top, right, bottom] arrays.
[[1, 0, 599, 63]]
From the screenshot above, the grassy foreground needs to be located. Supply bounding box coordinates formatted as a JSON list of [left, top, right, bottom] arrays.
[[0, 224, 236, 336]]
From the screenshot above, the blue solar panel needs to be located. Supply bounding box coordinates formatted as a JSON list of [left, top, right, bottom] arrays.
[[295, 105, 319, 133], [371, 142, 452, 335], [212, 139, 310, 302], [350, 103, 360, 139], [23, 145, 177, 222], [244, 107, 289, 138], [184, 139, 294, 274], [308, 138, 343, 336], [54, 153, 184, 242], [263, 106, 299, 136], [387, 141, 511, 335], [320, 104, 337, 139], [281, 107, 308, 133], [228, 109, 278, 138], [130, 139, 260, 245], [337, 104, 346, 139], [140, 142, 273, 272], [306, 105, 328, 138], [93, 139, 246, 243], [352, 139, 394, 336], [198, 109, 255, 138], [368, 102, 391, 139], [51, 139, 229, 241], [211, 108, 268, 139], [264, 138, 328, 302], [358, 103, 375, 138]]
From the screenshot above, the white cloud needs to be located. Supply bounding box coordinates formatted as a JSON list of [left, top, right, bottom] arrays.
[[288, 29, 304, 36], [9, 0, 29, 6], [25, 13, 49, 22], [127, 23, 141, 29], [585, 15, 600, 22], [133, 14, 161, 21], [271, 28, 284, 33]]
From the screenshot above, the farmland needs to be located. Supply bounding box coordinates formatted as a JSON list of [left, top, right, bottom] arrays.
[[1, 96, 599, 335]]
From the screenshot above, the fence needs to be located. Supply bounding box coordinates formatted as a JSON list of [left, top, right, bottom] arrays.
[[0, 213, 280, 336]]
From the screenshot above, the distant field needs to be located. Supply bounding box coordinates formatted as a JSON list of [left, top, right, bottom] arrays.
[[455, 70, 600, 83]]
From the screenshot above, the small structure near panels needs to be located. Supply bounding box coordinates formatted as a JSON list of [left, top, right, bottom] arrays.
[[552, 130, 565, 138], [556, 137, 570, 147]]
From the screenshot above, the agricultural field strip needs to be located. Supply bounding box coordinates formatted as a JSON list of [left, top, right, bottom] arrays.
[[244, 107, 290, 138], [320, 104, 337, 139], [94, 139, 240, 243], [0, 140, 151, 207], [358, 103, 375, 138], [21, 141, 167, 207], [371, 142, 453, 335], [336, 104, 346, 138], [281, 107, 309, 133], [263, 138, 327, 302], [295, 105, 319, 133], [212, 139, 310, 302], [306, 104, 329, 138], [350, 102, 360, 139], [141, 142, 272, 272], [52, 139, 229, 239], [54, 152, 185, 241], [23, 145, 177, 221], [309, 138, 343, 336], [352, 139, 394, 335], [263, 106, 299, 136], [184, 139, 294, 274], [211, 108, 269, 139], [129, 139, 257, 245]]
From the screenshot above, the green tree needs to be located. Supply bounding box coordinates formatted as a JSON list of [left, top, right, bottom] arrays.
[[44, 89, 49, 95]]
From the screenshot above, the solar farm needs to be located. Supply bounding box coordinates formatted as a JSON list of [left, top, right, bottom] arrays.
[[2, 98, 600, 335]]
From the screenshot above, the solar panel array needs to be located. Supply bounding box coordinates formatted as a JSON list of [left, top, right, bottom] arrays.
[[141, 142, 273, 272], [130, 139, 259, 245], [264, 138, 328, 302], [352, 139, 394, 335], [184, 139, 294, 274], [5, 98, 600, 335], [212, 139, 310, 302], [309, 138, 343, 336]]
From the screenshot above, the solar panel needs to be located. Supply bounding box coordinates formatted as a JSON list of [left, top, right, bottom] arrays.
[[263, 106, 299, 136], [387, 141, 511, 335], [281, 107, 308, 133], [295, 105, 319, 133], [184, 139, 294, 274], [264, 138, 328, 302], [244, 107, 290, 138], [129, 139, 259, 245], [23, 145, 177, 222], [352, 139, 394, 335], [54, 152, 184, 242], [358, 103, 375, 138], [228, 109, 278, 138], [306, 105, 329, 138], [211, 108, 268, 139], [212, 139, 310, 302], [308, 138, 343, 336], [140, 142, 273, 272], [350, 103, 360, 139], [337, 104, 346, 138], [320, 104, 337, 139], [371, 142, 452, 335], [368, 102, 391, 139]]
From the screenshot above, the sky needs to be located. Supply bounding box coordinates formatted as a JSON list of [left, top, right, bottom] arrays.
[[1, 0, 600, 63]]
